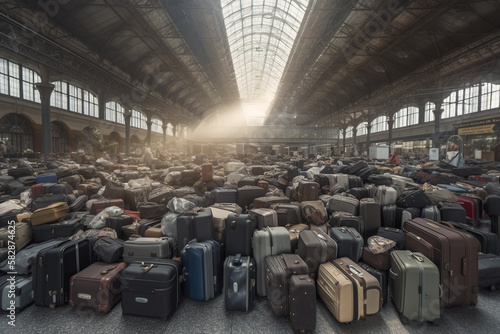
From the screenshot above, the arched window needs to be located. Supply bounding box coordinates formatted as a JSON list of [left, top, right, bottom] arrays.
[[166, 123, 174, 136], [151, 118, 163, 133], [356, 122, 367, 136], [51, 121, 68, 153], [105, 101, 125, 124], [424, 102, 435, 122], [0, 114, 33, 154], [345, 126, 353, 138], [393, 106, 419, 128], [371, 116, 388, 133], [442, 85, 480, 119], [131, 110, 147, 129]]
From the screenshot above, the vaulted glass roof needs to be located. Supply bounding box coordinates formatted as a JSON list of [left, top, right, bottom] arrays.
[[221, 0, 310, 125]]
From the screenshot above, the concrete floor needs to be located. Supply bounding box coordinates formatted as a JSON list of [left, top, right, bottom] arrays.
[[3, 286, 499, 334]]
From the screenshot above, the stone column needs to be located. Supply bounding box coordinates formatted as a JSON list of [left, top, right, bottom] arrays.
[[35, 83, 55, 156], [146, 118, 152, 146], [366, 123, 372, 153], [432, 107, 444, 148], [387, 116, 394, 152], [98, 93, 106, 120], [124, 110, 132, 155], [162, 124, 167, 149]]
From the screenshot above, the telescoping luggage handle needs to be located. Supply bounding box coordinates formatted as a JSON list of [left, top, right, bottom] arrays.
[[232, 253, 243, 266]]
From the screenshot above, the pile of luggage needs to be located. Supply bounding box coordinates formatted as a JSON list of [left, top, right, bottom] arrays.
[[1, 154, 500, 331]]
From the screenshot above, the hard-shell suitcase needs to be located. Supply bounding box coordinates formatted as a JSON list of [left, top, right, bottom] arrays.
[[347, 187, 370, 200], [36, 173, 57, 184], [252, 226, 291, 296], [224, 254, 256, 311], [403, 218, 478, 307], [270, 203, 302, 226], [382, 204, 397, 228], [122, 237, 175, 263], [355, 167, 376, 182], [347, 161, 365, 175], [397, 190, 430, 209], [287, 223, 310, 252], [401, 207, 421, 228], [209, 187, 238, 204], [348, 175, 363, 189], [297, 181, 319, 202], [264, 254, 308, 316], [329, 227, 363, 262], [377, 227, 405, 250], [253, 196, 291, 209], [317, 258, 382, 323], [68, 194, 88, 212], [289, 274, 316, 332], [484, 195, 500, 238], [300, 200, 328, 225], [332, 173, 349, 189], [420, 205, 441, 221], [361, 247, 391, 270], [121, 259, 181, 319], [445, 221, 500, 255], [438, 202, 467, 224], [478, 253, 500, 289], [105, 215, 134, 240], [147, 186, 174, 205], [328, 195, 360, 216], [249, 208, 278, 229], [359, 198, 381, 240], [375, 186, 398, 205], [33, 238, 92, 308], [69, 262, 127, 313], [181, 240, 222, 301], [90, 199, 125, 215], [0, 221, 32, 251], [224, 213, 257, 256], [297, 229, 337, 279], [389, 250, 440, 324], [30, 202, 70, 226], [31, 216, 83, 243], [358, 262, 388, 305], [177, 208, 214, 252], [330, 211, 365, 237], [210, 206, 240, 245], [457, 195, 482, 221], [237, 186, 266, 211], [0, 275, 33, 312]]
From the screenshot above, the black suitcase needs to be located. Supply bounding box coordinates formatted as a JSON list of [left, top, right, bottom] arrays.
[[225, 213, 257, 256], [452, 166, 483, 178], [105, 215, 134, 240], [367, 174, 393, 186], [224, 254, 256, 311], [396, 190, 430, 209], [438, 202, 467, 224], [33, 239, 92, 308], [445, 221, 500, 255], [359, 198, 381, 240], [377, 227, 405, 250], [355, 167, 376, 182], [330, 211, 365, 238], [289, 274, 316, 332], [177, 208, 214, 252], [382, 204, 397, 228], [347, 161, 364, 175], [8, 167, 33, 178], [329, 226, 363, 262], [237, 177, 258, 188], [347, 187, 370, 200], [478, 253, 500, 289], [29, 193, 69, 211], [121, 259, 181, 318], [68, 194, 88, 212], [358, 262, 388, 305], [348, 175, 363, 189], [138, 202, 168, 219], [31, 216, 84, 243], [237, 186, 266, 211], [18, 175, 37, 186], [270, 203, 303, 226]]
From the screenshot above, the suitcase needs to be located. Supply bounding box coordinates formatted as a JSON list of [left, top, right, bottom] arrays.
[[68, 194, 88, 212], [249, 208, 278, 229], [102, 180, 126, 201], [270, 203, 302, 226], [224, 213, 256, 257], [138, 202, 168, 219], [287, 223, 310, 252], [367, 174, 393, 186], [452, 166, 483, 178], [210, 206, 238, 245], [396, 190, 430, 209], [389, 250, 440, 324], [297, 229, 337, 279], [147, 186, 174, 205], [224, 254, 256, 311], [328, 195, 360, 215], [347, 187, 370, 200], [436, 184, 470, 193], [297, 181, 319, 202], [401, 207, 421, 228], [8, 167, 33, 178], [438, 202, 467, 224], [442, 221, 500, 255], [300, 200, 328, 225], [237, 177, 258, 188], [358, 262, 388, 305], [33, 238, 92, 308], [30, 202, 70, 226], [329, 227, 363, 262], [177, 208, 214, 252], [403, 218, 478, 307], [237, 186, 266, 211], [31, 216, 83, 243], [124, 186, 151, 211], [209, 187, 237, 204], [348, 175, 363, 189], [122, 237, 175, 263], [264, 254, 308, 316], [90, 199, 125, 215], [252, 196, 291, 209], [201, 163, 213, 182], [69, 262, 127, 313], [251, 166, 265, 176], [478, 253, 500, 289], [59, 174, 85, 190], [355, 167, 376, 182], [252, 226, 291, 296], [382, 204, 397, 228], [332, 173, 349, 189], [359, 198, 381, 240], [92, 237, 124, 263], [361, 247, 391, 270], [375, 186, 398, 205], [105, 215, 134, 240], [377, 227, 405, 250], [36, 173, 57, 184], [121, 259, 181, 319], [420, 205, 441, 221], [30, 193, 69, 211], [330, 211, 365, 237], [0, 221, 32, 251], [0, 275, 33, 312], [18, 175, 37, 186], [317, 258, 382, 323], [289, 274, 316, 332], [457, 195, 482, 221], [181, 240, 222, 301], [347, 161, 365, 175], [484, 195, 500, 237]]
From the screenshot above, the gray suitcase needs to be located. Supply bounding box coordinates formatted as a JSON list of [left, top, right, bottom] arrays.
[[420, 205, 441, 221], [224, 254, 256, 311], [1, 275, 33, 311], [389, 250, 440, 324], [332, 174, 349, 189], [122, 237, 175, 263], [252, 227, 291, 296], [249, 208, 278, 229], [328, 195, 360, 216], [375, 186, 398, 205]]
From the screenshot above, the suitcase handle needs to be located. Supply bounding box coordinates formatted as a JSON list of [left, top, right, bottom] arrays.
[[100, 265, 117, 275], [389, 268, 398, 278], [232, 254, 242, 266], [141, 263, 154, 272], [348, 265, 363, 278], [411, 253, 424, 262]]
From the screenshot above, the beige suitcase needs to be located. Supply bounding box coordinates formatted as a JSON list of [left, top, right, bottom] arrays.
[[0, 221, 32, 251], [30, 202, 69, 226]]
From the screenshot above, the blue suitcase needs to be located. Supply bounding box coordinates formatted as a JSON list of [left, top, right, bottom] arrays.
[[209, 188, 237, 204], [36, 173, 58, 184], [436, 184, 470, 193], [181, 240, 222, 301]]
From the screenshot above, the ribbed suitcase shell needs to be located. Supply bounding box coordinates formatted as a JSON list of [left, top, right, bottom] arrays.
[[224, 255, 256, 311], [389, 250, 440, 323], [297, 229, 337, 279], [249, 208, 278, 229], [176, 208, 214, 252], [420, 205, 441, 221], [328, 195, 360, 215], [382, 204, 397, 228], [69, 194, 88, 212], [403, 218, 478, 307], [289, 275, 316, 332]]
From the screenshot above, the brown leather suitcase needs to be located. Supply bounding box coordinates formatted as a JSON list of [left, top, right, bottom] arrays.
[[297, 181, 319, 202], [30, 202, 70, 226], [286, 223, 310, 252], [89, 199, 125, 215], [144, 222, 165, 238], [403, 217, 478, 307], [289, 275, 316, 332], [297, 229, 337, 279], [201, 163, 213, 182], [300, 200, 328, 226], [69, 262, 127, 313], [124, 186, 151, 211], [361, 247, 391, 271]]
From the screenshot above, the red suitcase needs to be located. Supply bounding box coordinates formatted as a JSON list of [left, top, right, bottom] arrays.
[[457, 195, 482, 222]]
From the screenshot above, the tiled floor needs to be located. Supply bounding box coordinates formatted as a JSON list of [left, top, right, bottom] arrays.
[[4, 287, 499, 334]]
